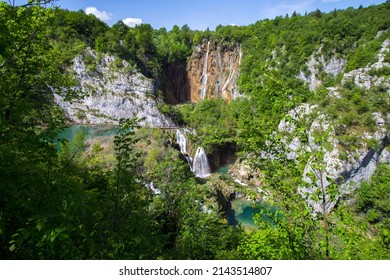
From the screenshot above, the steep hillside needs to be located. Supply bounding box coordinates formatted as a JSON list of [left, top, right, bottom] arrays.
[[265, 35, 390, 214]]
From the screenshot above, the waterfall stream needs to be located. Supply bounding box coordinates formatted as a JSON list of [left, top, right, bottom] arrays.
[[200, 41, 210, 100], [176, 129, 193, 170], [176, 129, 210, 177], [176, 129, 188, 154], [193, 147, 211, 178]]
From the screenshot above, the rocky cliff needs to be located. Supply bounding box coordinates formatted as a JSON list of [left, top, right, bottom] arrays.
[[162, 40, 242, 104], [264, 33, 390, 214], [298, 50, 346, 91], [55, 48, 173, 127], [298, 35, 390, 92], [277, 104, 389, 214], [342, 38, 390, 90]]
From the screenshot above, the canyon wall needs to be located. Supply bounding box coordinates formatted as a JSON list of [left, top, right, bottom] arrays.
[[162, 40, 242, 104]]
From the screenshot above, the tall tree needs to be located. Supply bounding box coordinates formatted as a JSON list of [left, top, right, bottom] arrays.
[[0, 0, 76, 259]]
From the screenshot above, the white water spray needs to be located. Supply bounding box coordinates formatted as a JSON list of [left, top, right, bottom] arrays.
[[176, 129, 188, 154], [193, 147, 211, 178], [176, 129, 193, 170]]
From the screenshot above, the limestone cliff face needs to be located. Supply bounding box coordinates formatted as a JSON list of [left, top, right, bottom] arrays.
[[298, 33, 390, 92], [342, 38, 390, 90], [162, 41, 242, 104], [298, 51, 346, 91], [188, 41, 242, 102], [277, 104, 389, 214], [55, 48, 173, 127]]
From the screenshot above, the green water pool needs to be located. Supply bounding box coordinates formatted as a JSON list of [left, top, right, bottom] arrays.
[[56, 125, 119, 142], [226, 198, 279, 230]]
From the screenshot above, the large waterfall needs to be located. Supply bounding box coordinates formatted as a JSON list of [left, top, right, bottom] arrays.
[[193, 147, 211, 178]]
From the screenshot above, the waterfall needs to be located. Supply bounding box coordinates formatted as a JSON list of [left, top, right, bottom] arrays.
[[238, 43, 242, 65], [200, 41, 210, 100], [222, 68, 236, 93], [147, 182, 161, 195], [233, 178, 248, 186], [176, 129, 193, 170], [176, 129, 187, 154], [193, 147, 211, 178], [176, 129, 210, 177]]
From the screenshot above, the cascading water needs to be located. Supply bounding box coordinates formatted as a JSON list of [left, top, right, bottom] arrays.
[[176, 129, 193, 170], [176, 129, 187, 154], [193, 147, 211, 178], [176, 129, 210, 177], [200, 41, 210, 100]]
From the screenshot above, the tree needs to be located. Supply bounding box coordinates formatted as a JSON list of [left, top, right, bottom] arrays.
[[104, 118, 162, 259], [112, 118, 141, 232], [0, 1, 74, 130], [0, 0, 77, 259], [314, 9, 322, 18]]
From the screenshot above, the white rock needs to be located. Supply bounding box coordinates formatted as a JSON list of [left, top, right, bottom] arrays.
[[55, 48, 173, 127], [298, 49, 346, 91], [276, 103, 389, 214], [342, 39, 390, 90]]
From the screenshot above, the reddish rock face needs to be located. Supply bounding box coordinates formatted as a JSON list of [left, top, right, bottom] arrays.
[[162, 41, 242, 104]]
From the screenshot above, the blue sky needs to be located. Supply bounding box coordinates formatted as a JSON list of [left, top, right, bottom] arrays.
[[11, 0, 389, 30]]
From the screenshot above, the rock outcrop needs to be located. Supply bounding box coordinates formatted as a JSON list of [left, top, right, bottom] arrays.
[[298, 49, 346, 91], [342, 38, 390, 90], [277, 104, 389, 214], [299, 34, 390, 93], [162, 40, 242, 103], [229, 159, 263, 187], [289, 33, 390, 213], [55, 49, 173, 127]]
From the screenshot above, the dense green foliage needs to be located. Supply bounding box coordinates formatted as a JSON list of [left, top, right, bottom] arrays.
[[235, 4, 390, 148], [1, 0, 389, 260], [177, 99, 237, 153], [356, 163, 390, 249], [47, 8, 109, 63]]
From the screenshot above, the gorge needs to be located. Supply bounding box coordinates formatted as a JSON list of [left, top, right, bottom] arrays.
[[2, 0, 390, 260], [54, 28, 390, 219]]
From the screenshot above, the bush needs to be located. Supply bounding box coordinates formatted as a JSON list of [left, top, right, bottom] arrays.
[[356, 164, 390, 220]]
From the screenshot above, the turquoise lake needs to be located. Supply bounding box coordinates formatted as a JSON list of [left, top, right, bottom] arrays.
[[226, 198, 280, 230], [56, 125, 119, 142]]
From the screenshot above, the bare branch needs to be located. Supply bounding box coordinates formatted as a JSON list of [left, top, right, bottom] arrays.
[[20, 0, 57, 8]]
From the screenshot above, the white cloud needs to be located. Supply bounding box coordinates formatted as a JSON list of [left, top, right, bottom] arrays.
[[322, 0, 341, 3], [259, 1, 315, 19], [85, 6, 113, 22], [122, 17, 143, 27]]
